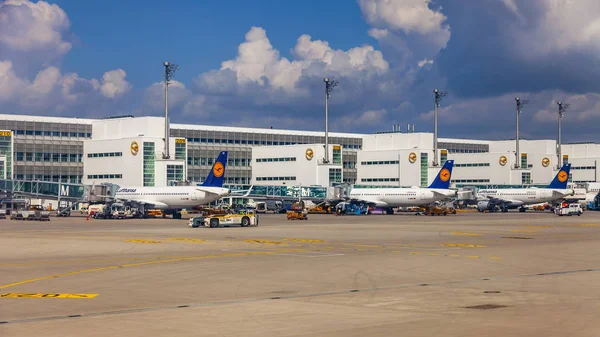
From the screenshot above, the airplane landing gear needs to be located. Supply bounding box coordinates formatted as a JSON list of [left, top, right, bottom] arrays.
[[519, 207, 526, 212], [173, 212, 182, 220]]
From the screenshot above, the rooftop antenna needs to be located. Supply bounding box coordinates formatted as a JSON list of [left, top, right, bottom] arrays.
[[323, 77, 339, 164], [433, 89, 448, 166], [163, 61, 179, 159], [514, 97, 529, 169], [557, 101, 570, 169]]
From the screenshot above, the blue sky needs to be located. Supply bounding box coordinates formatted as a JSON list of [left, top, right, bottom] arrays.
[[54, 0, 373, 86], [1, 0, 600, 142]]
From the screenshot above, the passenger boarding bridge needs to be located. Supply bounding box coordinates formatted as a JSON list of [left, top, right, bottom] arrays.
[[0, 179, 342, 205], [0, 179, 86, 201]]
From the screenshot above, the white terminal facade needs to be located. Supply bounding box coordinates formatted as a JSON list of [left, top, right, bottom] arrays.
[[0, 113, 598, 190]]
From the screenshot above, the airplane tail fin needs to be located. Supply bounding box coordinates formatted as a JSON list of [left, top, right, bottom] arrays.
[[547, 163, 571, 189], [428, 160, 454, 189], [201, 151, 228, 187]]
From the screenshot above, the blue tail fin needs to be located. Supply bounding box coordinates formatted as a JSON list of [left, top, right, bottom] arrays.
[[428, 160, 454, 189], [547, 163, 571, 189], [201, 151, 228, 187]]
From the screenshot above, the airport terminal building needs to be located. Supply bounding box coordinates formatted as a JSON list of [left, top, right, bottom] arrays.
[[0, 113, 598, 190]]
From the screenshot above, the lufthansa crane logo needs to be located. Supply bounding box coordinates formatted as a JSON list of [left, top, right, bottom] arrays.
[[213, 162, 224, 178], [130, 141, 139, 155], [305, 148, 314, 161], [439, 168, 451, 182], [499, 155, 507, 166], [557, 170, 568, 183], [542, 157, 550, 167], [408, 152, 417, 163]]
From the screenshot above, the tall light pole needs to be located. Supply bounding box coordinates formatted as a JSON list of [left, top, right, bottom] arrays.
[[163, 61, 179, 159], [323, 77, 339, 164], [557, 101, 570, 169], [514, 97, 529, 169], [433, 89, 447, 167]]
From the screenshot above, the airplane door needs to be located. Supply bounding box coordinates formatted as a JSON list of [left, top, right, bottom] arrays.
[[420, 191, 427, 200], [191, 191, 198, 201]]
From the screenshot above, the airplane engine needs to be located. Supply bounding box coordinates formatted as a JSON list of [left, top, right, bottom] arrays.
[[477, 201, 491, 212]]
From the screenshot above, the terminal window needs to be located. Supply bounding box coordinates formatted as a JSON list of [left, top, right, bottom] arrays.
[[175, 142, 186, 161], [440, 150, 448, 165], [360, 177, 399, 182], [521, 172, 531, 184], [167, 165, 184, 182], [143, 142, 155, 187], [332, 147, 342, 164], [255, 176, 296, 181], [420, 153, 428, 187], [255, 157, 296, 163], [87, 152, 123, 158], [455, 163, 490, 167], [87, 174, 122, 179], [329, 168, 342, 184], [360, 160, 400, 165], [521, 153, 528, 168]]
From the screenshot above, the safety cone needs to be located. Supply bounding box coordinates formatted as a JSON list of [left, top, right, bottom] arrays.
[[86, 215, 89, 220]]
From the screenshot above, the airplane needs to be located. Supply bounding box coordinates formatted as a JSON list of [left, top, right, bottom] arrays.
[[476, 163, 574, 213], [113, 151, 231, 219], [347, 160, 457, 214]]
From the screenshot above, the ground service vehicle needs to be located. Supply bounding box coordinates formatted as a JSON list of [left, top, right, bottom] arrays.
[[287, 201, 308, 220], [420, 206, 452, 216], [189, 212, 258, 228], [555, 203, 583, 216]]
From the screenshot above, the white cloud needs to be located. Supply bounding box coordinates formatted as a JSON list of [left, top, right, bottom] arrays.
[[506, 0, 600, 56], [342, 109, 389, 127], [534, 93, 600, 122], [143, 80, 190, 112], [99, 69, 131, 99], [418, 58, 433, 67], [0, 60, 130, 111], [0, 0, 71, 60], [358, 0, 451, 50], [205, 27, 389, 95]]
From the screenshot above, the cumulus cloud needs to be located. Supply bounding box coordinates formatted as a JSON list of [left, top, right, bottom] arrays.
[[0, 0, 72, 69], [0, 60, 130, 111], [359, 0, 451, 52], [198, 27, 389, 97], [435, 0, 600, 99], [142, 80, 190, 112], [0, 0, 132, 116], [99, 69, 131, 99], [342, 109, 389, 127]]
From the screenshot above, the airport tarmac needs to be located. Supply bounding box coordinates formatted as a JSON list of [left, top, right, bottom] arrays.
[[1, 211, 600, 337]]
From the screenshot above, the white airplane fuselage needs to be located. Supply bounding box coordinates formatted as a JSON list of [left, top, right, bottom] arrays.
[[349, 188, 456, 208], [114, 186, 231, 209], [477, 188, 574, 208]]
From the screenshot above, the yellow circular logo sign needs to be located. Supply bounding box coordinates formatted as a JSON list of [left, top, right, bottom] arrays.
[[542, 157, 550, 167], [499, 155, 507, 166], [408, 152, 417, 163], [305, 148, 314, 161], [557, 170, 568, 183], [130, 141, 139, 155], [213, 162, 224, 178], [439, 168, 451, 182]]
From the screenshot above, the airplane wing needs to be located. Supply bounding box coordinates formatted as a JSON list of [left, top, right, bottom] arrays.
[[481, 196, 520, 206], [116, 199, 168, 209], [348, 198, 389, 208], [431, 190, 452, 199]]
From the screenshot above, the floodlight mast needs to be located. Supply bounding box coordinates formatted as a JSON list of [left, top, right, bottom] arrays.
[[514, 97, 529, 169], [557, 101, 570, 169], [324, 77, 339, 164], [433, 89, 447, 167], [163, 61, 179, 159]]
